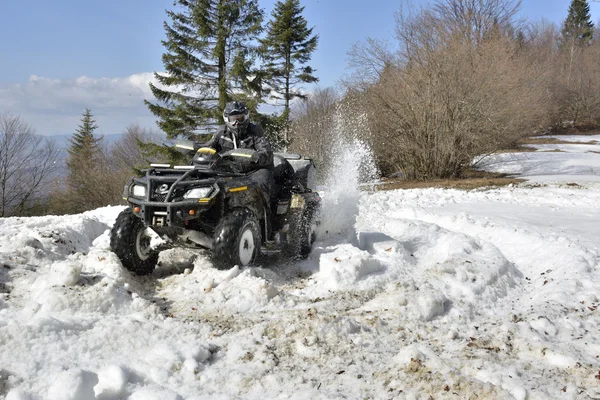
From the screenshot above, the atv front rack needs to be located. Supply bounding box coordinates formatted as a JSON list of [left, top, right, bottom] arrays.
[[124, 166, 258, 228], [125, 167, 220, 227]]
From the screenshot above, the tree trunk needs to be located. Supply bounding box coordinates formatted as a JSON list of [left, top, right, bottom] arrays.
[[284, 49, 291, 143], [217, 0, 228, 114]]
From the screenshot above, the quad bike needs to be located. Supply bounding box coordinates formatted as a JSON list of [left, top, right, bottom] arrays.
[[109, 142, 321, 275]]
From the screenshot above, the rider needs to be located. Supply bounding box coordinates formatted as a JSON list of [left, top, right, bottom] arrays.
[[203, 101, 274, 200]]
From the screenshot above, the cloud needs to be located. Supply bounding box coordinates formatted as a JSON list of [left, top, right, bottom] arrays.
[[0, 73, 162, 135], [0, 72, 311, 136]]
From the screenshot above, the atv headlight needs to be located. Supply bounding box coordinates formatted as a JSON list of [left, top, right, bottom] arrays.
[[132, 185, 146, 198], [183, 187, 212, 199]]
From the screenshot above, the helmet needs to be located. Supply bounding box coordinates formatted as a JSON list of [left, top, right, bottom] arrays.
[[223, 101, 250, 134]]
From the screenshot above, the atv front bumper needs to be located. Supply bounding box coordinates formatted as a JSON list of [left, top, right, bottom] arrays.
[[126, 195, 216, 228], [124, 176, 222, 228]]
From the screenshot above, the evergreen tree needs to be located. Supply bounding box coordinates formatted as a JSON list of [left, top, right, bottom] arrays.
[[258, 109, 291, 151], [561, 0, 594, 46], [67, 108, 101, 168], [146, 0, 264, 140], [65, 108, 104, 212], [261, 0, 319, 117]]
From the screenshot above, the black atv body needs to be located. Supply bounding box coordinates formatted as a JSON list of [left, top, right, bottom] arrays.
[[110, 146, 320, 275]]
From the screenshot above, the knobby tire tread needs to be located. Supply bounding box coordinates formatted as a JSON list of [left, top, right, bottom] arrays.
[[212, 208, 260, 270], [110, 209, 158, 275]]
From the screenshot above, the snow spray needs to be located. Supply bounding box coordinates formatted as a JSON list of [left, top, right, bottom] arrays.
[[317, 99, 379, 242]]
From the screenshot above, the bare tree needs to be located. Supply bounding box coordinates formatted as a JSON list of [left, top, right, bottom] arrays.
[[521, 19, 600, 128], [105, 124, 164, 204], [556, 43, 600, 124], [526, 19, 560, 52], [111, 124, 164, 173], [432, 0, 523, 46], [0, 113, 60, 217], [348, 0, 550, 179], [288, 88, 338, 179], [346, 38, 397, 88]]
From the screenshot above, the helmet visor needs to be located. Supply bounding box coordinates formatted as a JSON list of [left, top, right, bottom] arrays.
[[226, 113, 247, 125]]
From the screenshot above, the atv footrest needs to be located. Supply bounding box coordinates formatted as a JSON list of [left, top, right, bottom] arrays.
[[261, 246, 281, 255], [262, 240, 283, 252]]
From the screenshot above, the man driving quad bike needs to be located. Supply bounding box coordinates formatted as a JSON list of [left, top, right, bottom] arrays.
[[202, 101, 275, 203], [109, 100, 320, 274]]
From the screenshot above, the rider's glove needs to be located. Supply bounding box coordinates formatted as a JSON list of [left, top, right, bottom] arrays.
[[251, 152, 267, 165]]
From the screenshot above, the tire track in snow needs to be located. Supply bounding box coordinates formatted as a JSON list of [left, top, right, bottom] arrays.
[[358, 188, 600, 399]]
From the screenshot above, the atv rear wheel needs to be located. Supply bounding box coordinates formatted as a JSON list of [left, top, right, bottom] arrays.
[[212, 208, 261, 269], [288, 206, 318, 259], [110, 209, 159, 275]]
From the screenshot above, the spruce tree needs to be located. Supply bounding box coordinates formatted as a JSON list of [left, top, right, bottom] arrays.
[[259, 109, 290, 151], [65, 108, 104, 212], [146, 0, 264, 140], [561, 0, 595, 46], [261, 0, 319, 116], [67, 108, 101, 167]]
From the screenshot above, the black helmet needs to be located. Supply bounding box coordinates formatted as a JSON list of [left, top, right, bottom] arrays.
[[223, 101, 250, 134]]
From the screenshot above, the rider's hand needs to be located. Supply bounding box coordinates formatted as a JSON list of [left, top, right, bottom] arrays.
[[251, 152, 266, 164]]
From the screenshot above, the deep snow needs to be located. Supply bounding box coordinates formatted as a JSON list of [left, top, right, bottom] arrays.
[[0, 138, 599, 400]]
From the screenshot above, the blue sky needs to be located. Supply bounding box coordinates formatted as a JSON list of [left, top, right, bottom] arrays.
[[1, 0, 599, 135]]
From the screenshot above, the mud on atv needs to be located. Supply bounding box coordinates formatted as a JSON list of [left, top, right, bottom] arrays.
[[110, 144, 321, 275]]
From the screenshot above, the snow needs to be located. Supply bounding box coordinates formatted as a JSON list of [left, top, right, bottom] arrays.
[[534, 134, 600, 143], [479, 151, 600, 183], [478, 136, 600, 183], [0, 137, 599, 399]]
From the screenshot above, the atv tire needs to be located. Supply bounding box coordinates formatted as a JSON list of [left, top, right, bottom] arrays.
[[288, 206, 317, 260], [110, 209, 159, 275], [212, 208, 261, 269]]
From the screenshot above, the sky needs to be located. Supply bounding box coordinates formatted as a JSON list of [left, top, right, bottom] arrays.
[[1, 0, 599, 136]]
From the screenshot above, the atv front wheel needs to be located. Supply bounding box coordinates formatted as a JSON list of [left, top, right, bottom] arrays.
[[110, 209, 159, 275], [212, 208, 261, 269]]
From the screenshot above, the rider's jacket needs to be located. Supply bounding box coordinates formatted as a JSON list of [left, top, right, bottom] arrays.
[[204, 123, 273, 167]]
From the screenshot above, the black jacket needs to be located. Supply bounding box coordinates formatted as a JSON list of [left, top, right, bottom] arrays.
[[204, 123, 273, 167]]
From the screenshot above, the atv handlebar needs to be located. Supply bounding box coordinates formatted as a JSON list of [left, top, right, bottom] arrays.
[[190, 148, 260, 174], [220, 149, 257, 160]]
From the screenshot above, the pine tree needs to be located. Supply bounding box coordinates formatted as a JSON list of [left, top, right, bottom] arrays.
[[67, 108, 101, 167], [65, 108, 104, 212], [258, 109, 291, 151], [561, 0, 595, 46], [145, 0, 264, 140], [261, 0, 319, 118]]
